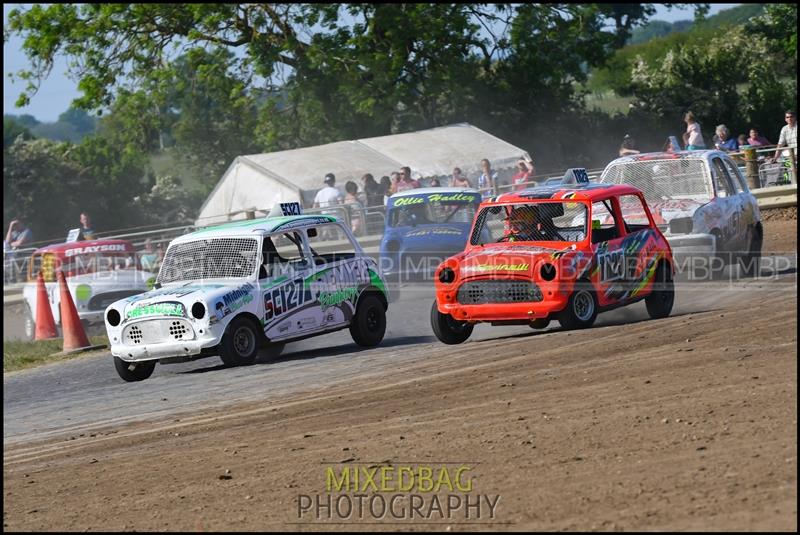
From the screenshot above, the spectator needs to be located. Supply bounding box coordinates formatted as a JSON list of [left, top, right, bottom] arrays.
[[395, 166, 420, 192], [619, 134, 640, 156], [682, 111, 706, 150], [361, 173, 383, 208], [344, 181, 365, 236], [450, 167, 471, 188], [79, 212, 97, 240], [313, 173, 344, 209], [737, 134, 748, 148], [511, 158, 534, 191], [429, 177, 441, 187], [477, 158, 497, 197], [713, 124, 738, 152], [4, 219, 33, 283], [140, 238, 159, 272], [380, 175, 393, 205], [771, 110, 797, 163], [388, 171, 401, 195], [746, 128, 771, 147]]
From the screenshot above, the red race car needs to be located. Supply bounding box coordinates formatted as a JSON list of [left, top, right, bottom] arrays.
[[430, 177, 676, 344]]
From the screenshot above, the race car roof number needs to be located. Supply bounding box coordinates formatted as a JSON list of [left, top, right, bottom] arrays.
[[564, 168, 589, 184], [269, 202, 303, 218]]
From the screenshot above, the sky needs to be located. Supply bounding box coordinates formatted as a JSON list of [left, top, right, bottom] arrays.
[[3, 3, 741, 123]]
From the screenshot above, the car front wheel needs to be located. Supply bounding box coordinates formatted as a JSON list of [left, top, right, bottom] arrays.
[[558, 283, 598, 330], [430, 300, 473, 344], [113, 356, 156, 382], [219, 316, 261, 367]]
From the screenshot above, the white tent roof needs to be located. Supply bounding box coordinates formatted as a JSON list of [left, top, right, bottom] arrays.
[[196, 123, 528, 226]]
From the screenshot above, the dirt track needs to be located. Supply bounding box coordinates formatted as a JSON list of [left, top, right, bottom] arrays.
[[3, 219, 797, 531]]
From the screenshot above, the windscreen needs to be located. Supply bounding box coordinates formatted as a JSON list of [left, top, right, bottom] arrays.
[[600, 159, 713, 203], [157, 238, 259, 284], [470, 202, 588, 245]]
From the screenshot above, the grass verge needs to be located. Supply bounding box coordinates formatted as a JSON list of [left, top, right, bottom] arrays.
[[3, 335, 110, 373]]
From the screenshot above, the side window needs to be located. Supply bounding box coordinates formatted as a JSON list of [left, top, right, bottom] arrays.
[[306, 224, 357, 265], [618, 195, 651, 231], [591, 200, 620, 244], [261, 231, 308, 279], [711, 158, 735, 198], [723, 159, 747, 193]]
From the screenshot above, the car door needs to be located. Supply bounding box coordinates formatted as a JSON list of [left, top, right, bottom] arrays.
[[590, 199, 631, 307], [709, 156, 743, 255], [260, 230, 319, 341], [617, 193, 660, 297], [722, 156, 758, 249]]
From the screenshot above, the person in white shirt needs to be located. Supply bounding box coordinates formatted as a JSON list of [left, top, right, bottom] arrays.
[[313, 173, 344, 209], [682, 111, 706, 150], [772, 110, 797, 162]]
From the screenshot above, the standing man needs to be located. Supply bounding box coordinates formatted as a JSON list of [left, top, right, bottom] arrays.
[[771, 110, 797, 185], [478, 158, 498, 198], [4, 219, 33, 282], [313, 173, 344, 239], [395, 166, 420, 192], [79, 212, 97, 240]]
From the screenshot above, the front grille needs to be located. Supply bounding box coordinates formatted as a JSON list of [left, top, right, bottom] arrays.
[[88, 290, 145, 311], [457, 280, 543, 305], [123, 319, 195, 345]]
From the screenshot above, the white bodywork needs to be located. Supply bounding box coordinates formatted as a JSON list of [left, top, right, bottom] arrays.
[[104, 215, 388, 363], [599, 150, 762, 267]]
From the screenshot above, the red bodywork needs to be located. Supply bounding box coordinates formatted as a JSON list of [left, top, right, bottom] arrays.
[[434, 183, 674, 324], [27, 239, 140, 282]]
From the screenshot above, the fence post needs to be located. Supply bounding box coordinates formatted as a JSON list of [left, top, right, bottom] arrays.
[[742, 146, 760, 189], [789, 147, 797, 184]]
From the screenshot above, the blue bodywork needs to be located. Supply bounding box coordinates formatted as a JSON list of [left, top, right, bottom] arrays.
[[380, 190, 482, 282]]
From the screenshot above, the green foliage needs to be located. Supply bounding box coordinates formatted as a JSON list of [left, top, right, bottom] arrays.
[[746, 4, 797, 75], [4, 116, 35, 148]]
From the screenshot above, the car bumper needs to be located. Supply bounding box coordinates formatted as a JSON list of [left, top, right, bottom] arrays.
[[438, 298, 567, 322], [111, 337, 221, 362], [666, 233, 716, 272]]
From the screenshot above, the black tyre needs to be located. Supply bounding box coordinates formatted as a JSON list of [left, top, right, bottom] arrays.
[[645, 263, 674, 319], [219, 316, 261, 367], [257, 342, 286, 362], [350, 293, 386, 347], [558, 282, 598, 330], [739, 225, 762, 278], [430, 300, 473, 345], [529, 318, 550, 329], [113, 356, 156, 382]]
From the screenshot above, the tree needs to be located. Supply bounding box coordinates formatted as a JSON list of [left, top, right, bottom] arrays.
[[3, 116, 35, 148]]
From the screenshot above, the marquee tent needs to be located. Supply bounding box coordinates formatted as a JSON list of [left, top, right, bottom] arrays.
[[196, 123, 529, 226]]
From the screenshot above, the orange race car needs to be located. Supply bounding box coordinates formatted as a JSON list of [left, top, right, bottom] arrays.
[[430, 175, 676, 344]]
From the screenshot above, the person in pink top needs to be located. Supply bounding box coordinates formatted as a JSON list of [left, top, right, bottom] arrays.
[[395, 166, 420, 192], [682, 111, 706, 150], [511, 158, 535, 190], [746, 128, 771, 147]]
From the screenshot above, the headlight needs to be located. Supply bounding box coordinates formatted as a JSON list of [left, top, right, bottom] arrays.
[[540, 263, 557, 281], [191, 302, 206, 320], [107, 308, 121, 327], [439, 267, 456, 284]]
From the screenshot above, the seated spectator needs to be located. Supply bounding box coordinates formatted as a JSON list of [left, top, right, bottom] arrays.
[[747, 128, 771, 147], [511, 158, 534, 191], [344, 181, 365, 236], [619, 134, 641, 156], [737, 134, 748, 148], [450, 167, 471, 188], [713, 124, 738, 152]]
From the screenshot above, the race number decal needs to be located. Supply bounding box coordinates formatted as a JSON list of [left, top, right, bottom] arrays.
[[280, 202, 303, 216]]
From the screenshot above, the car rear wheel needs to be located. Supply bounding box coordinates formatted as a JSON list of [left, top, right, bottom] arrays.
[[430, 300, 473, 344], [350, 293, 386, 347], [739, 224, 762, 278], [558, 283, 598, 330], [219, 316, 261, 367], [645, 263, 674, 319], [113, 356, 156, 382]]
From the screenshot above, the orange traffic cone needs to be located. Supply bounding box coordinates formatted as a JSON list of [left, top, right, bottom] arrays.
[[34, 271, 58, 340], [53, 270, 106, 354]]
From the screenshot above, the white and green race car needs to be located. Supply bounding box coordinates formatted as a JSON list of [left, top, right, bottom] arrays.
[[104, 203, 389, 381]]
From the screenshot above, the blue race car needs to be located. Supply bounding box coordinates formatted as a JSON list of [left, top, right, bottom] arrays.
[[380, 188, 482, 293]]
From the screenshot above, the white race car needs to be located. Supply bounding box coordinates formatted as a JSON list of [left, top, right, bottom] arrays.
[[104, 203, 389, 381]]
